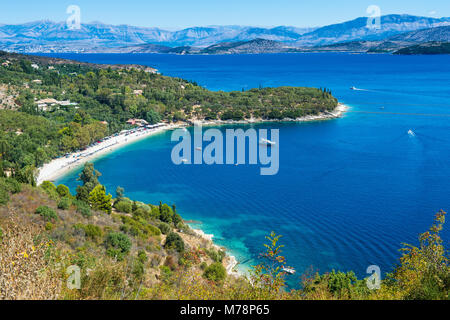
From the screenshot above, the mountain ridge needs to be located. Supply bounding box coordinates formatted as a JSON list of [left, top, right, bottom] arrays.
[[1, 14, 450, 53]]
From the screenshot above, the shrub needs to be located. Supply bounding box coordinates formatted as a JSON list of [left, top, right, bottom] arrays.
[[40, 181, 59, 199], [203, 262, 227, 282], [0, 187, 9, 205], [114, 200, 132, 213], [57, 197, 71, 210], [56, 184, 71, 198], [159, 265, 173, 282], [35, 205, 58, 221], [133, 250, 148, 280], [45, 222, 54, 231], [137, 250, 147, 264], [0, 227, 3, 241], [75, 224, 103, 242], [119, 215, 161, 240], [164, 232, 185, 253], [74, 200, 92, 218], [2, 178, 21, 194], [105, 232, 132, 260], [158, 222, 171, 235], [206, 248, 226, 263], [0, 177, 22, 205]]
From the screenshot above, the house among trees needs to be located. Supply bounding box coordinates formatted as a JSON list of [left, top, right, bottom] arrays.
[[126, 118, 148, 127], [36, 98, 78, 111]]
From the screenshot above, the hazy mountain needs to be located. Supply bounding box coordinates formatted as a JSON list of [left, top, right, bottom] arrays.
[[302, 25, 450, 53], [0, 21, 314, 52], [388, 25, 450, 42], [0, 15, 449, 53], [294, 14, 450, 46]]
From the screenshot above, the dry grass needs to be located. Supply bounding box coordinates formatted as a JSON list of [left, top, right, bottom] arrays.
[[0, 219, 62, 299]]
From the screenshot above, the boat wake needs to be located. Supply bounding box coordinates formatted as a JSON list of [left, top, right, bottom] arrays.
[[407, 129, 416, 137]]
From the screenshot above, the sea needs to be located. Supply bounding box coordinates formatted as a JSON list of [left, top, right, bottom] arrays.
[[46, 52, 450, 287]]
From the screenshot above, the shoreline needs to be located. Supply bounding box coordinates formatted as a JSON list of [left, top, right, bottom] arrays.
[[191, 103, 349, 126], [36, 103, 349, 276], [190, 228, 241, 277], [36, 123, 181, 185], [36, 103, 349, 185]]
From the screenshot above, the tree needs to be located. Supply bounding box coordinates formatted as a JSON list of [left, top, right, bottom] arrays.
[[115, 186, 124, 202], [88, 184, 112, 214], [250, 232, 287, 296], [160, 203, 173, 224], [76, 162, 101, 201], [56, 184, 71, 198], [164, 232, 185, 253]]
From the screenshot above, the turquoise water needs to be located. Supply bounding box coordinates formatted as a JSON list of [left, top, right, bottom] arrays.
[[51, 53, 450, 287]]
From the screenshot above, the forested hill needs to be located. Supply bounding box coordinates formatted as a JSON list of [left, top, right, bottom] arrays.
[[0, 51, 337, 182]]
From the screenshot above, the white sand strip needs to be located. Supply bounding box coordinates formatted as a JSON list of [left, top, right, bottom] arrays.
[[36, 123, 180, 185]]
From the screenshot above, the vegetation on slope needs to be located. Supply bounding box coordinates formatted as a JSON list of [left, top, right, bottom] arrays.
[[394, 42, 450, 55], [0, 163, 448, 300]]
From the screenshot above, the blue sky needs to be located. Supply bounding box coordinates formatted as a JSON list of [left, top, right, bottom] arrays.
[[2, 0, 450, 29]]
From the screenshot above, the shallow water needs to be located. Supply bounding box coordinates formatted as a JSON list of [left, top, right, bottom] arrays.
[[51, 52, 450, 287]]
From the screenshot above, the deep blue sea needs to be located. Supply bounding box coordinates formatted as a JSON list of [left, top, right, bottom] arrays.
[[47, 53, 450, 287]]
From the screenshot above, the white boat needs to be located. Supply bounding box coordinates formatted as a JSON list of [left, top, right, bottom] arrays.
[[350, 86, 357, 90], [260, 138, 276, 145], [407, 129, 415, 137], [282, 267, 296, 275]]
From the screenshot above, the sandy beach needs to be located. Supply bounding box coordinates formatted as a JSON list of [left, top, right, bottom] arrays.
[[36, 123, 180, 185]]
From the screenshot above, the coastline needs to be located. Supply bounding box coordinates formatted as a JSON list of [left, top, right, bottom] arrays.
[[36, 103, 349, 277], [191, 103, 349, 126], [190, 228, 241, 277], [36, 103, 349, 185]]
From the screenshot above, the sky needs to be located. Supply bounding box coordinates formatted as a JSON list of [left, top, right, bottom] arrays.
[[2, 0, 450, 30]]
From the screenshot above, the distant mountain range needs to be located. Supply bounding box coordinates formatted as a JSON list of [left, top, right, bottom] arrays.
[[1, 14, 449, 54], [305, 25, 450, 53]]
